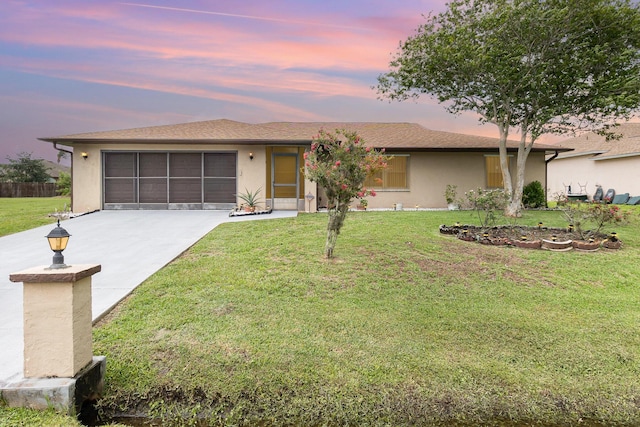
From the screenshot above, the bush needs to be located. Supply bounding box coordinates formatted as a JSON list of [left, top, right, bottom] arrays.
[[463, 187, 509, 228], [562, 202, 630, 239], [522, 180, 545, 208], [56, 172, 71, 196]]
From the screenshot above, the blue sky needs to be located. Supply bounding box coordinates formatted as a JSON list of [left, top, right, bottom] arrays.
[[1, 0, 514, 163]]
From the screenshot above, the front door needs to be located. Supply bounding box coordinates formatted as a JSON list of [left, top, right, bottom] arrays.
[[271, 153, 299, 210]]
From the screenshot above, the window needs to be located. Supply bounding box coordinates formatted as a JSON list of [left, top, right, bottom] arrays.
[[485, 155, 511, 188], [364, 155, 408, 189]]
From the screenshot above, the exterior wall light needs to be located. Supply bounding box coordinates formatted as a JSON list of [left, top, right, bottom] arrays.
[[81, 152, 88, 159], [46, 219, 71, 269], [249, 152, 254, 160]]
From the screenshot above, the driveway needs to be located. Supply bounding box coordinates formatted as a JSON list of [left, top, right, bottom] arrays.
[[0, 210, 297, 385]]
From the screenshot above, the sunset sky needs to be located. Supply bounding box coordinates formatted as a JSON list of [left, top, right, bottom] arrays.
[[1, 0, 522, 163]]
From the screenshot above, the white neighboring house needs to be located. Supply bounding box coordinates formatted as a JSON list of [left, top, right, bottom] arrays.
[[547, 123, 640, 203]]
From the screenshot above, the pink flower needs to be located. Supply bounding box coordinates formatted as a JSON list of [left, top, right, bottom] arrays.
[[335, 160, 341, 166], [370, 190, 377, 197], [365, 146, 371, 152], [303, 152, 308, 159], [341, 184, 348, 190]]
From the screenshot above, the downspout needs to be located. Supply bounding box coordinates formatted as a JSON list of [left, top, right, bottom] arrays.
[[544, 150, 560, 208], [53, 143, 74, 212]]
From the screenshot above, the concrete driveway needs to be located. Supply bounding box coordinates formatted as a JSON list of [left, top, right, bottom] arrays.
[[0, 210, 297, 386]]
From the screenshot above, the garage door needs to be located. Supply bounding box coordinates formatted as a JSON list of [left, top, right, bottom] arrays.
[[103, 152, 237, 210]]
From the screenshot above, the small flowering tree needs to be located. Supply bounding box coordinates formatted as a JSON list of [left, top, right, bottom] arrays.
[[305, 129, 389, 258]]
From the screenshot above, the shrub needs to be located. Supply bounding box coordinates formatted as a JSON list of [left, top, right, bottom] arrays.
[[522, 180, 545, 208], [463, 187, 509, 228], [444, 184, 458, 205], [56, 172, 71, 196], [562, 202, 630, 239]]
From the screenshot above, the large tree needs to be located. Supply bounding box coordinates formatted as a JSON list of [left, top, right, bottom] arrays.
[[0, 152, 51, 183], [377, 0, 640, 216]]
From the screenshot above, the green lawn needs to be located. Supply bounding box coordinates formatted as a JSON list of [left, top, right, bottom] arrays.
[[0, 197, 71, 237], [88, 208, 640, 426]]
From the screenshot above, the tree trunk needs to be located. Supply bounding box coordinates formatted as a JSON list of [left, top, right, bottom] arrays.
[[325, 203, 349, 258], [504, 134, 534, 217]]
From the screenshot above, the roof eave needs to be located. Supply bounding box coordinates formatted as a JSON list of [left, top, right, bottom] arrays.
[[593, 151, 640, 161], [39, 138, 313, 145]]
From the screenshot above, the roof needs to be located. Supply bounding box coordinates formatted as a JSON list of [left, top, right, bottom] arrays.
[[551, 123, 640, 161], [40, 119, 564, 152], [42, 160, 70, 179]]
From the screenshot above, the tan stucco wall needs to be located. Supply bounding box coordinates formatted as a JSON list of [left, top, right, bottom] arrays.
[[22, 276, 93, 378], [70, 144, 545, 211], [364, 151, 547, 209], [547, 155, 640, 200], [71, 143, 315, 212]]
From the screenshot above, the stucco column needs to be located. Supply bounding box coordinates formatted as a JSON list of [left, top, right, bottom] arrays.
[[10, 264, 101, 378]]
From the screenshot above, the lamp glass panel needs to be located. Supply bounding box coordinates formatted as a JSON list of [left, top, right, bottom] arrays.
[[48, 236, 69, 251]]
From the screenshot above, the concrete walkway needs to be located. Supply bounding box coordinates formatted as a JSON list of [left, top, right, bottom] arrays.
[[0, 210, 297, 386]]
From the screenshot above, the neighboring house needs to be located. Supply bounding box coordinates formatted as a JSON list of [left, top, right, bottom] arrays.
[[42, 160, 70, 183], [547, 123, 640, 201], [39, 119, 564, 213]]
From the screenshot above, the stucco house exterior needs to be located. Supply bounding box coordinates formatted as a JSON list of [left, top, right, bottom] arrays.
[[40, 119, 562, 213], [547, 123, 640, 201]]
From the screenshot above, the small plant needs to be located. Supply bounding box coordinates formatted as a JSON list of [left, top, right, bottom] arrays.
[[551, 191, 568, 207], [562, 201, 630, 238], [444, 184, 458, 205], [522, 180, 545, 208], [237, 187, 262, 210], [463, 187, 509, 228], [359, 198, 368, 209]]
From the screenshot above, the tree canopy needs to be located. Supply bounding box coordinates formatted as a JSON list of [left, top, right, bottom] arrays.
[[377, 0, 640, 215], [0, 152, 51, 183]]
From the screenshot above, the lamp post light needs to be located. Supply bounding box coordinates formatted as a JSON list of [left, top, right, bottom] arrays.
[[46, 219, 71, 269], [305, 192, 315, 212]]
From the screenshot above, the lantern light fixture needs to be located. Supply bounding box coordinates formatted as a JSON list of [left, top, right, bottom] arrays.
[[45, 219, 71, 269]]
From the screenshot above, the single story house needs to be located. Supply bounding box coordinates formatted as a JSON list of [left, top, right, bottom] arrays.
[[40, 119, 565, 213], [42, 160, 71, 183], [547, 123, 640, 201]]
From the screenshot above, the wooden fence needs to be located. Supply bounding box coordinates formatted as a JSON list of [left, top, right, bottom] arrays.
[[0, 183, 58, 198]]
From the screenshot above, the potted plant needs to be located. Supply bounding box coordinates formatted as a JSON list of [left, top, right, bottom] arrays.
[[357, 198, 368, 210], [444, 184, 458, 210], [237, 187, 262, 212]]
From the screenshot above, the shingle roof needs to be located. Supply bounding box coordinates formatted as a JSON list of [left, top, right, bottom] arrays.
[[551, 123, 640, 160], [40, 119, 563, 152]]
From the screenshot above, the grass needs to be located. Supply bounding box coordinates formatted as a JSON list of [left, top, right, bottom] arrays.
[[0, 407, 83, 427], [0, 197, 71, 237], [88, 208, 640, 426]]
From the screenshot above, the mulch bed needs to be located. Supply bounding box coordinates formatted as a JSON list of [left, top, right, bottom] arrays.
[[439, 225, 621, 250]]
